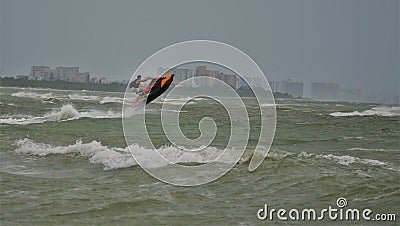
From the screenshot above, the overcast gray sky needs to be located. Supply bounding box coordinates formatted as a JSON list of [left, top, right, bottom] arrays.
[[1, 0, 399, 96]]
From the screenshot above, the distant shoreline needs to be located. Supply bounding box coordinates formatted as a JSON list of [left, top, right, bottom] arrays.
[[0, 77, 126, 93], [0, 77, 296, 99]]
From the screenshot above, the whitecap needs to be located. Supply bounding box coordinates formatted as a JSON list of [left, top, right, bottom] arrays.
[[296, 151, 388, 167], [14, 139, 136, 170], [14, 139, 240, 170], [68, 94, 99, 101], [12, 91, 53, 99], [330, 106, 400, 117], [317, 154, 386, 166], [99, 96, 123, 104], [0, 104, 121, 125], [347, 147, 399, 152]]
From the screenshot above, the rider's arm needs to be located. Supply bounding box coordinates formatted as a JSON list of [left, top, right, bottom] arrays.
[[139, 77, 153, 82]]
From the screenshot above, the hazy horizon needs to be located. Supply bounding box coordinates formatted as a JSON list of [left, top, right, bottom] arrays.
[[1, 0, 399, 97]]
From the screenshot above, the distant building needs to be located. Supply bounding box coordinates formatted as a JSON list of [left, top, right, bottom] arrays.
[[55, 66, 79, 82], [174, 68, 193, 84], [268, 80, 303, 97], [269, 81, 280, 93], [195, 66, 237, 88], [50, 69, 57, 81], [311, 82, 339, 100], [247, 77, 264, 88], [29, 65, 90, 83], [30, 65, 51, 80], [90, 76, 98, 83], [99, 77, 110, 84], [280, 80, 303, 98], [76, 72, 90, 83], [158, 66, 237, 88], [196, 66, 208, 76]]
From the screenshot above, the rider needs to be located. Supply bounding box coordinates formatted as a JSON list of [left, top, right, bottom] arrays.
[[129, 75, 153, 94]]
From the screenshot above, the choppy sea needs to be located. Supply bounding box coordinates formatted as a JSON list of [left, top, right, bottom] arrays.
[[0, 87, 399, 225]]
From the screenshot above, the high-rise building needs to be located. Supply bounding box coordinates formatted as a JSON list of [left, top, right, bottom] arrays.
[[222, 73, 237, 88], [268, 80, 303, 97], [280, 80, 303, 98], [158, 65, 238, 88], [311, 82, 339, 100], [196, 66, 207, 76], [76, 72, 90, 83], [169, 68, 194, 85], [157, 67, 194, 86], [55, 67, 79, 82], [195, 66, 237, 88], [30, 65, 51, 80], [29, 65, 90, 83], [269, 81, 280, 93]]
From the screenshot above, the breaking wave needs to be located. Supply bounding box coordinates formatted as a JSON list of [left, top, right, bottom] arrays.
[[68, 94, 99, 101], [15, 139, 135, 170], [0, 104, 120, 125], [99, 96, 123, 104], [14, 139, 240, 170], [13, 138, 395, 171], [11, 91, 123, 104], [12, 91, 53, 99], [330, 106, 400, 117], [296, 151, 388, 167], [347, 147, 399, 152]]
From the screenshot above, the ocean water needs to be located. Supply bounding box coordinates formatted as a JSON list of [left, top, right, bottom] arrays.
[[0, 87, 399, 225]]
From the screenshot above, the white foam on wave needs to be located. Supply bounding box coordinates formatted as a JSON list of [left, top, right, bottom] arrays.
[[14, 139, 239, 170], [99, 96, 123, 104], [347, 147, 399, 152], [69, 94, 124, 104], [14, 139, 135, 170], [341, 136, 365, 140], [318, 154, 386, 166], [330, 106, 400, 117], [0, 104, 121, 125], [151, 97, 196, 106], [297, 151, 387, 167], [68, 94, 99, 101], [12, 91, 53, 99], [12, 91, 123, 105], [0, 116, 50, 125]]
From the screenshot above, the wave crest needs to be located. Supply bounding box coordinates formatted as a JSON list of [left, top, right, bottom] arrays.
[[0, 104, 120, 125], [330, 106, 400, 117], [14, 139, 241, 170]]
